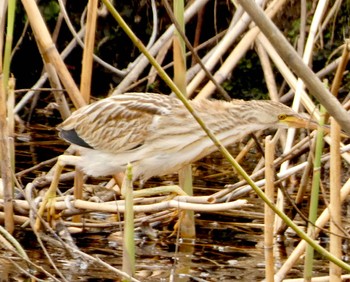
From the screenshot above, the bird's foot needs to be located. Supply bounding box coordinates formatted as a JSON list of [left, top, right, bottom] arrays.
[[34, 156, 68, 231], [34, 188, 60, 231], [169, 210, 195, 238]]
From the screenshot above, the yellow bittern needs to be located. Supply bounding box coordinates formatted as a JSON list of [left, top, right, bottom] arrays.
[[57, 92, 316, 182], [35, 92, 320, 229]]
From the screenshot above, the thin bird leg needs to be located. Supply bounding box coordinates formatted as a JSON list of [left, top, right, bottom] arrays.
[[34, 155, 82, 231]]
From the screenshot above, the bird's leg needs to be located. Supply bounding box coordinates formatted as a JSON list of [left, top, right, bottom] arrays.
[[34, 155, 81, 231]]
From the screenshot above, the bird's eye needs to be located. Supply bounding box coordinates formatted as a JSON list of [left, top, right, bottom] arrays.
[[278, 114, 287, 120]]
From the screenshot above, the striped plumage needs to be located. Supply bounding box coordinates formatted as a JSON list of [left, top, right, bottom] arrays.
[[58, 92, 309, 181]]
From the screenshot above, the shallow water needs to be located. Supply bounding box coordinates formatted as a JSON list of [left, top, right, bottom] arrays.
[[0, 198, 339, 281]]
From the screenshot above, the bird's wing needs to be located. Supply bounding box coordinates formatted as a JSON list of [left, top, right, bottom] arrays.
[[58, 93, 177, 153]]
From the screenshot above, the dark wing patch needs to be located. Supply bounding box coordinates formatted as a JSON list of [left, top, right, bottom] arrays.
[[59, 129, 94, 149]]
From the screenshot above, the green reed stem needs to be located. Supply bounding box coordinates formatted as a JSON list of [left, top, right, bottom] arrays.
[[0, 0, 16, 233], [3, 0, 16, 88], [122, 163, 135, 280], [304, 106, 326, 280]]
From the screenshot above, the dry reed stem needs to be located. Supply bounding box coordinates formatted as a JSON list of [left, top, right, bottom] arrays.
[[194, 0, 286, 99], [315, 0, 343, 43], [283, 274, 350, 282], [329, 118, 342, 280], [163, 0, 230, 100], [328, 40, 349, 280], [257, 34, 318, 118], [170, 0, 196, 240], [234, 132, 262, 164], [72, 0, 98, 223], [56, 0, 124, 76], [255, 40, 279, 102], [264, 136, 276, 282], [80, 0, 97, 103], [45, 63, 71, 119], [187, 0, 261, 98], [4, 197, 247, 215], [0, 80, 14, 234], [0, 212, 29, 225], [294, 140, 315, 205], [276, 0, 329, 233], [21, 0, 86, 108], [113, 0, 209, 94], [147, 39, 172, 86]]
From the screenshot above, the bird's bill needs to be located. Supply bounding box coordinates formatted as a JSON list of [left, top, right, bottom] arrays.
[[282, 115, 349, 138], [282, 115, 320, 130]]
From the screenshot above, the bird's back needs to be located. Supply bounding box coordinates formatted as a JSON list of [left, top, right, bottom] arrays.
[[58, 93, 182, 153]]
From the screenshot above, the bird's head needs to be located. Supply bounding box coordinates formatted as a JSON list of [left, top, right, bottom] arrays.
[[243, 100, 320, 131]]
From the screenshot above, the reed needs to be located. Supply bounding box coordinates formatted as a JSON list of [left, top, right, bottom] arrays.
[[0, 0, 16, 233], [304, 106, 326, 281]]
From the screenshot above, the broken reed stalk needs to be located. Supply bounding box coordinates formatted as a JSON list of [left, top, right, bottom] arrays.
[[264, 136, 275, 282]]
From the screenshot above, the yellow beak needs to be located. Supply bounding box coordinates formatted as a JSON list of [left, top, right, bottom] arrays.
[[282, 115, 320, 130], [281, 115, 349, 138]]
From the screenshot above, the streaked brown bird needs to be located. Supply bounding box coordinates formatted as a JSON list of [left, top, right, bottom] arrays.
[[57, 92, 316, 183]]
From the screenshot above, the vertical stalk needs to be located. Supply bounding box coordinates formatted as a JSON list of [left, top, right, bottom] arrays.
[[304, 106, 326, 281], [264, 136, 276, 281], [173, 0, 196, 239], [122, 164, 135, 280], [73, 0, 98, 223], [328, 40, 349, 281], [0, 0, 16, 233], [329, 117, 342, 281], [80, 0, 97, 102], [173, 0, 186, 93]]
